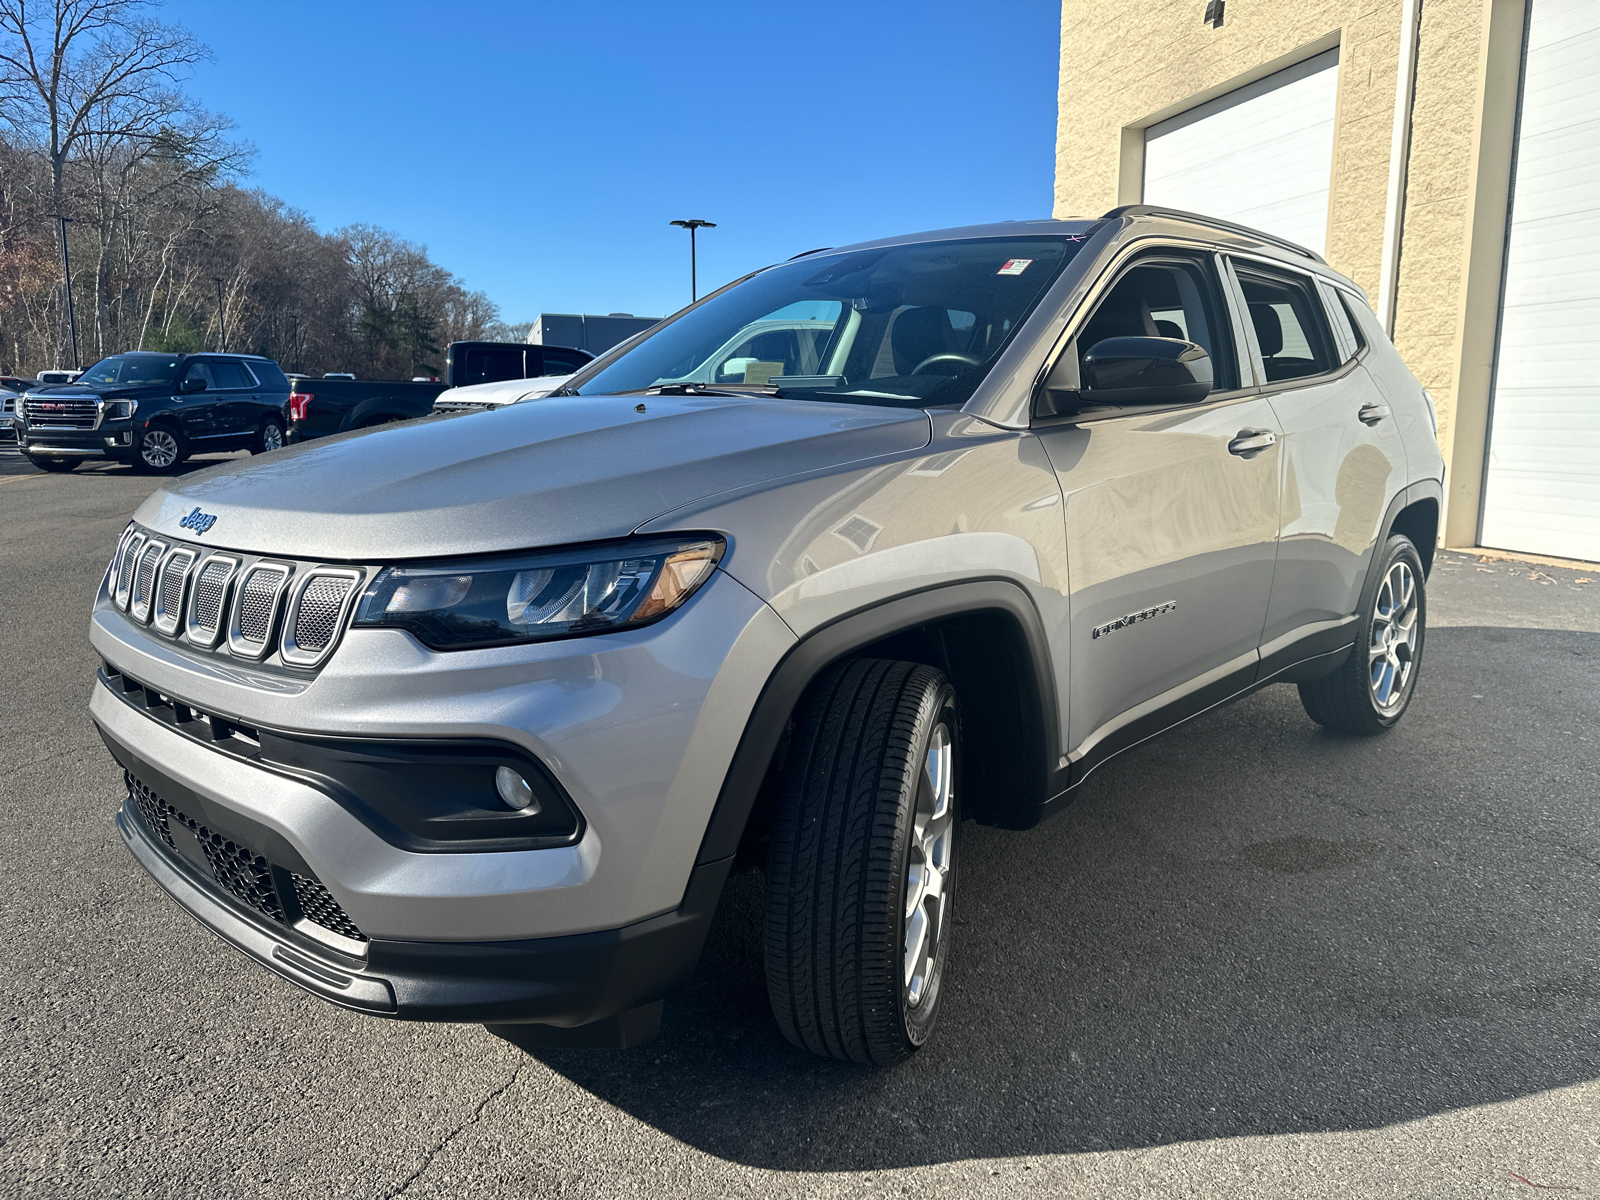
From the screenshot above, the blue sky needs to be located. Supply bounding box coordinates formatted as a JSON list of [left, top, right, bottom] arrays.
[[163, 0, 1062, 324]]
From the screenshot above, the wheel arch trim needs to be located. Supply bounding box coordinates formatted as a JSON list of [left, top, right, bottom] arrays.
[[694, 579, 1061, 864]]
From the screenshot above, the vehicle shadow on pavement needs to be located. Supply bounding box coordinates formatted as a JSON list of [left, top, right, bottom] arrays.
[[526, 625, 1600, 1171]]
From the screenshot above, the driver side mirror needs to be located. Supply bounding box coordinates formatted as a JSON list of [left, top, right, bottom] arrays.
[[1040, 336, 1212, 416], [180, 377, 207, 394]]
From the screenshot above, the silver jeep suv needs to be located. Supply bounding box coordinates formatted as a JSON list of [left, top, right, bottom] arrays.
[[91, 207, 1444, 1064]]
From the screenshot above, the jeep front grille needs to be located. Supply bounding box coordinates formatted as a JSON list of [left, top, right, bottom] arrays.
[[126, 770, 368, 951], [107, 523, 372, 670]]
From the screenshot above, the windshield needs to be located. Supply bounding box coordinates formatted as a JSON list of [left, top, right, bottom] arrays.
[[577, 236, 1086, 408], [78, 355, 182, 386]]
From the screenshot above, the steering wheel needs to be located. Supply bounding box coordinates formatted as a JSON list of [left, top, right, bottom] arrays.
[[911, 352, 981, 376]]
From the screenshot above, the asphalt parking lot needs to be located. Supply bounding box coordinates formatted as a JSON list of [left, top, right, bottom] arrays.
[[2, 445, 1597, 1199]]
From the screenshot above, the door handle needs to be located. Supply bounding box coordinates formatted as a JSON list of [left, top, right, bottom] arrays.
[[1228, 429, 1277, 456], [1358, 402, 1391, 425]]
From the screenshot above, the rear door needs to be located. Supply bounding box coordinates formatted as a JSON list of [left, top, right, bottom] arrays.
[[174, 359, 221, 441], [1228, 258, 1408, 676], [1031, 247, 1282, 754]]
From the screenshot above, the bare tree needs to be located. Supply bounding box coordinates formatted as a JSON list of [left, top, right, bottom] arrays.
[[0, 0, 208, 358]]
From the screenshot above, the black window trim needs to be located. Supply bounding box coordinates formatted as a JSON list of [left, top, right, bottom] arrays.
[[1224, 252, 1352, 393], [1030, 239, 1259, 427]]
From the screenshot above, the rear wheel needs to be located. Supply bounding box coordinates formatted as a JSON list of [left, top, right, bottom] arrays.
[[253, 416, 285, 454], [1299, 533, 1427, 734], [25, 454, 79, 472], [765, 658, 959, 1065], [132, 425, 184, 473]]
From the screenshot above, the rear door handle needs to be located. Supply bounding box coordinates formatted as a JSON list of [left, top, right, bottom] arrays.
[[1228, 430, 1277, 456], [1358, 403, 1391, 425]]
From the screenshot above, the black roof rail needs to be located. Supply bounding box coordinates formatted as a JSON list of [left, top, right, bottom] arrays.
[[787, 246, 833, 260], [1100, 204, 1325, 264]]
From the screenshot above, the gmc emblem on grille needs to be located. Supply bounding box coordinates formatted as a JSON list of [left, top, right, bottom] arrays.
[[179, 507, 218, 534]]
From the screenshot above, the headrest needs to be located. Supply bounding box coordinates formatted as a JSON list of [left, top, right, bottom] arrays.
[[1249, 303, 1283, 357], [891, 307, 954, 373]]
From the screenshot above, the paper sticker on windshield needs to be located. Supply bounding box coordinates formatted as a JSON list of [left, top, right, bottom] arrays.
[[996, 258, 1033, 276]]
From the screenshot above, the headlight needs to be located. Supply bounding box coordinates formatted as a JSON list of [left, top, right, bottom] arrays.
[[104, 399, 137, 420], [352, 535, 724, 650]]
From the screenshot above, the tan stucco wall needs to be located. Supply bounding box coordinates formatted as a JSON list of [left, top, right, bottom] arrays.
[[1054, 0, 1516, 547]]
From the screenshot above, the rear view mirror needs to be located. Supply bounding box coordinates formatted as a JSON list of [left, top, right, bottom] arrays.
[[1080, 337, 1212, 405], [181, 377, 207, 394]]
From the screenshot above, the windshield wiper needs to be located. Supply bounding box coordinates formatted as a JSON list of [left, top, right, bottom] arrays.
[[639, 382, 780, 398]]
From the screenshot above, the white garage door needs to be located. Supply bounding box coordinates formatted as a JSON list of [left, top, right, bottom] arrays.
[[1480, 0, 1600, 563], [1143, 49, 1340, 255]]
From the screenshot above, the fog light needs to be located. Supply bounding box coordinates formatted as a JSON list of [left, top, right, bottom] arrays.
[[494, 766, 541, 813]]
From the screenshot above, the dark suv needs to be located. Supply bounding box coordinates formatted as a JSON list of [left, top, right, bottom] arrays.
[[20, 352, 292, 473]]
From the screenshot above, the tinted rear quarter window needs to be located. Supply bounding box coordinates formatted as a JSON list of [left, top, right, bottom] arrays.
[[248, 360, 290, 390]]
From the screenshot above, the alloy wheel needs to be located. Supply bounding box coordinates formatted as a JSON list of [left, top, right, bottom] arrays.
[[1369, 561, 1419, 710], [904, 720, 954, 1009], [141, 429, 178, 469], [261, 423, 283, 451]]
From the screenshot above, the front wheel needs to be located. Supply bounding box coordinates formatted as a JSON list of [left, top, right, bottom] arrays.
[[1299, 533, 1427, 734], [765, 658, 959, 1065], [132, 425, 185, 473]]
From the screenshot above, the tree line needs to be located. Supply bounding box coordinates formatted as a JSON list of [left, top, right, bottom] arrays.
[[0, 0, 517, 381]]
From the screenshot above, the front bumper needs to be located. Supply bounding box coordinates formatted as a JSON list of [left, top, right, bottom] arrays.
[[117, 794, 731, 1024], [23, 425, 135, 459]]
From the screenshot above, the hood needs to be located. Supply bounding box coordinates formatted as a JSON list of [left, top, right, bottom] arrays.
[[433, 375, 573, 407], [133, 393, 931, 560]]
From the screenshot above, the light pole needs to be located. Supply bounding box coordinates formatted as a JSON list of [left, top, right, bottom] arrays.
[[51, 214, 80, 369], [213, 277, 228, 351], [669, 219, 716, 302]]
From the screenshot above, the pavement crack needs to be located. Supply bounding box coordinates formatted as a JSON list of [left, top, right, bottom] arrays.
[[383, 1061, 524, 1199]]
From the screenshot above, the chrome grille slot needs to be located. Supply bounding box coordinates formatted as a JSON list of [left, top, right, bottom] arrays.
[[129, 540, 167, 623], [227, 563, 291, 659], [153, 547, 197, 635], [186, 555, 239, 646], [281, 569, 362, 666], [115, 532, 146, 610]]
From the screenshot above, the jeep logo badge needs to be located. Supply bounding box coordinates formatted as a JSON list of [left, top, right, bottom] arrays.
[[179, 507, 217, 535]]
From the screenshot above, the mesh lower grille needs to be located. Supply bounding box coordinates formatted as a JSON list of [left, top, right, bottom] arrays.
[[292, 875, 368, 942], [126, 771, 367, 946], [237, 568, 286, 643], [294, 575, 356, 653], [191, 559, 232, 631]]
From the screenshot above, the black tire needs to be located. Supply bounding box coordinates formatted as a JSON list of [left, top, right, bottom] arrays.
[[253, 416, 285, 455], [1299, 533, 1427, 734], [765, 658, 960, 1065], [132, 424, 185, 473], [25, 454, 79, 472]]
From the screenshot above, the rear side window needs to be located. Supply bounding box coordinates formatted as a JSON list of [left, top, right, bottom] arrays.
[[1337, 291, 1369, 352], [248, 359, 290, 390], [211, 361, 253, 389], [1234, 266, 1338, 382], [461, 347, 527, 386], [539, 349, 590, 375]]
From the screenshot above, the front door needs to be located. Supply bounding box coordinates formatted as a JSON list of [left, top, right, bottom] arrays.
[[1031, 250, 1282, 755], [209, 359, 260, 436]]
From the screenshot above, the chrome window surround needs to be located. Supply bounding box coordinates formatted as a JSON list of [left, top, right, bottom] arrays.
[[280, 568, 364, 667], [226, 562, 293, 660], [128, 539, 169, 623], [115, 531, 148, 611], [152, 547, 198, 635], [186, 555, 241, 647]]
